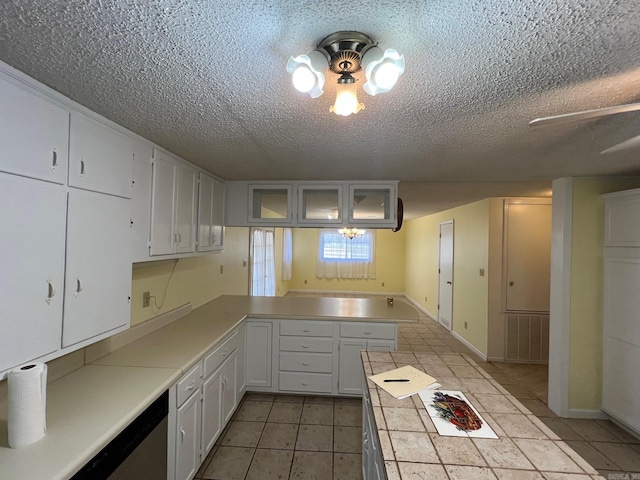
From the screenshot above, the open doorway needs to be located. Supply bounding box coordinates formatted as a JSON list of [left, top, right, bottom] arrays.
[[250, 227, 275, 296]]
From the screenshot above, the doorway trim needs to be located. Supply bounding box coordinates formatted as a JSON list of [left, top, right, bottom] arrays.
[[438, 220, 454, 331]]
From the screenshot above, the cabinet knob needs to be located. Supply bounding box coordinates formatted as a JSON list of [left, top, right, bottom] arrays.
[[186, 380, 196, 391]]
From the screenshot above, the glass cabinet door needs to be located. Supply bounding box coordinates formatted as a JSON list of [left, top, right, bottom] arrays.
[[248, 185, 292, 223], [349, 184, 395, 224], [298, 185, 343, 224]]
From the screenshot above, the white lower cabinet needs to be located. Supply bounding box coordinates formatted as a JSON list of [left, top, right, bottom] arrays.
[[176, 390, 201, 480], [245, 319, 397, 396], [363, 379, 383, 480], [171, 329, 242, 480], [246, 321, 273, 388]]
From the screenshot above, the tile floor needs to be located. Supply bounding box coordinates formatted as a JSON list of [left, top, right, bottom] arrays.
[[198, 292, 640, 479]]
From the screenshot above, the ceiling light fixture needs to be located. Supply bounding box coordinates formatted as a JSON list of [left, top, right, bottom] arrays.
[[287, 31, 405, 116], [339, 227, 366, 239]]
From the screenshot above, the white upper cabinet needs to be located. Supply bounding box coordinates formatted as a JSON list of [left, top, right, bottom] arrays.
[[348, 184, 396, 226], [225, 181, 399, 228], [198, 173, 225, 253], [150, 150, 198, 256], [62, 190, 132, 348], [0, 76, 68, 184], [603, 188, 640, 247], [0, 174, 66, 372], [248, 185, 293, 223], [175, 164, 197, 253], [150, 151, 177, 255], [298, 184, 343, 224], [69, 113, 134, 198]]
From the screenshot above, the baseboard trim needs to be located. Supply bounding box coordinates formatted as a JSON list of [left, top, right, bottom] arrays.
[[486, 356, 505, 363], [567, 408, 609, 420], [451, 331, 488, 361], [404, 295, 437, 321]]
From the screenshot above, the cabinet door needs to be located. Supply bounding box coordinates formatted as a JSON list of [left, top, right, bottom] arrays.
[[0, 77, 68, 184], [69, 113, 133, 198], [212, 178, 225, 251], [62, 190, 132, 347], [201, 368, 222, 456], [348, 184, 396, 225], [197, 173, 215, 252], [175, 164, 197, 253], [248, 185, 292, 223], [338, 339, 367, 395], [298, 184, 342, 224], [0, 174, 66, 372], [221, 354, 238, 423], [246, 321, 273, 388], [150, 151, 177, 255], [175, 392, 201, 480], [366, 340, 395, 351]]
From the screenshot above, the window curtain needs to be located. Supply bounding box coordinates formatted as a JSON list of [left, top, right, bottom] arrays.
[[282, 228, 292, 281], [316, 230, 376, 279], [251, 228, 276, 296]]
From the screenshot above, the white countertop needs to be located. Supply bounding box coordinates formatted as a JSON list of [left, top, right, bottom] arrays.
[[0, 294, 420, 479], [0, 365, 180, 480], [210, 294, 420, 322]]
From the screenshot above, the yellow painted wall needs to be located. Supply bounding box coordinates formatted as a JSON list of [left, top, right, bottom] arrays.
[[404, 199, 490, 355], [288, 228, 406, 293], [130, 227, 250, 325], [568, 178, 640, 410]]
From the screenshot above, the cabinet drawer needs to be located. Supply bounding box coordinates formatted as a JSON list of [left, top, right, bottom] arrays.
[[279, 336, 334, 353], [279, 352, 333, 373], [340, 322, 395, 340], [204, 331, 239, 377], [176, 362, 203, 407], [279, 372, 333, 393], [280, 320, 333, 337]]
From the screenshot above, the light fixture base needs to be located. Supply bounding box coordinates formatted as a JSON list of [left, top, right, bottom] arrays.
[[317, 31, 375, 75]]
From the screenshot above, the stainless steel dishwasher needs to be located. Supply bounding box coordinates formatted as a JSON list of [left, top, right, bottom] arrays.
[[71, 390, 169, 480]]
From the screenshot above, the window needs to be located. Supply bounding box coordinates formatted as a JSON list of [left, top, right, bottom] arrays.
[[319, 231, 373, 261], [316, 229, 376, 279]]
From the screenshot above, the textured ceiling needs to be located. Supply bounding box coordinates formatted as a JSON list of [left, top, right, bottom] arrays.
[[1, 0, 640, 218]]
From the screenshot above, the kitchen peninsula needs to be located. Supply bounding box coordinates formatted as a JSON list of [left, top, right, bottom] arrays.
[[0, 295, 418, 480]]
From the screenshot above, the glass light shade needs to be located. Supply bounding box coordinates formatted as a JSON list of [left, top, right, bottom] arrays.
[[286, 51, 328, 99], [362, 47, 405, 96], [338, 228, 366, 239], [330, 82, 365, 116]]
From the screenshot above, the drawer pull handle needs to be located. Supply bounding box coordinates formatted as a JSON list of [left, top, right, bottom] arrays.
[[46, 280, 56, 304], [52, 150, 58, 168], [186, 380, 196, 391], [302, 345, 310, 349], [180, 428, 185, 444], [302, 362, 310, 366], [222, 350, 227, 356], [80, 159, 85, 175], [303, 329, 311, 333], [301, 382, 308, 386], [74, 277, 83, 297], [363, 331, 372, 335]]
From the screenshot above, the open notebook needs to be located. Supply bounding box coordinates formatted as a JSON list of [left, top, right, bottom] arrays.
[[368, 365, 440, 399]]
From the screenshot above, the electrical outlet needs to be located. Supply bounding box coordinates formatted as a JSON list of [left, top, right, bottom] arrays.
[[143, 291, 151, 308], [464, 321, 468, 329], [425, 296, 428, 302], [220, 265, 224, 274], [479, 268, 485, 277], [381, 282, 385, 287], [304, 280, 308, 284], [242, 260, 247, 267]]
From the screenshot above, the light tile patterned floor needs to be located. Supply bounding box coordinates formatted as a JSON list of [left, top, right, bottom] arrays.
[[198, 292, 640, 479]]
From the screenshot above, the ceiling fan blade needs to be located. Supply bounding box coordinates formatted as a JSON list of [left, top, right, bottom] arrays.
[[601, 134, 640, 155], [529, 102, 640, 127]]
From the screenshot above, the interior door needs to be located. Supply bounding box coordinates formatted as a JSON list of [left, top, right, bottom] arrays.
[[505, 202, 552, 312], [438, 221, 454, 330]]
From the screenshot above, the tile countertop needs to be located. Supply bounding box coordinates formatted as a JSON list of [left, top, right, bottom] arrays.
[[0, 365, 180, 480], [362, 351, 606, 480]]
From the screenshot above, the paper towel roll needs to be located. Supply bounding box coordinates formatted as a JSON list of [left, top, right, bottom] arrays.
[[7, 363, 47, 448]]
